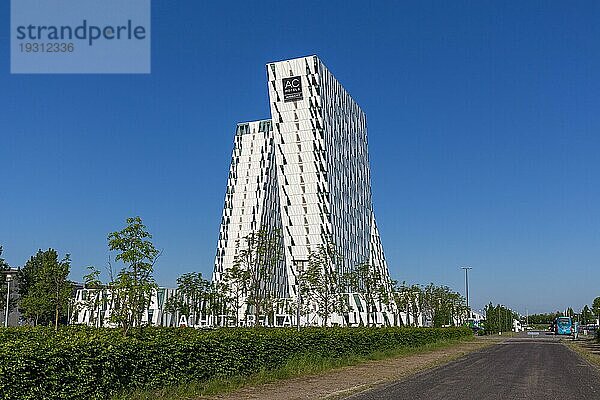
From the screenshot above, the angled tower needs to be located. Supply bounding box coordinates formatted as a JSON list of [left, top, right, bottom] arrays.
[[214, 55, 394, 326]]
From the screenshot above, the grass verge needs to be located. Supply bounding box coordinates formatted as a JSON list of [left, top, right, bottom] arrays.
[[115, 336, 475, 400], [565, 336, 600, 370]]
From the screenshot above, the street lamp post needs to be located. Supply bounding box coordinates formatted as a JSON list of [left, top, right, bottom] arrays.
[[4, 274, 12, 328], [461, 266, 472, 321]]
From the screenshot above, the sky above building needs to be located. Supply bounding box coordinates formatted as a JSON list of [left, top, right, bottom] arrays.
[[1, 1, 599, 314]]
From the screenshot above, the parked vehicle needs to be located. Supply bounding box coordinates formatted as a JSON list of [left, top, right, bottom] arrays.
[[553, 316, 572, 335]]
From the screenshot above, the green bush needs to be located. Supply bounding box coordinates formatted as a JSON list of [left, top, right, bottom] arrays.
[[0, 326, 471, 400]]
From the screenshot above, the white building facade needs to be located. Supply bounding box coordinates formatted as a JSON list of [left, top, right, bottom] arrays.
[[213, 56, 399, 326], [73, 287, 184, 327]]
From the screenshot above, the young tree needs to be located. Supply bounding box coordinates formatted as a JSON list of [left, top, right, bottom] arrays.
[[566, 307, 575, 318], [208, 279, 231, 327], [304, 240, 346, 327], [484, 303, 515, 334], [107, 216, 160, 335], [527, 312, 561, 325], [391, 281, 407, 326], [232, 227, 282, 326], [392, 282, 424, 327], [164, 272, 210, 326], [409, 284, 423, 326], [79, 266, 105, 327], [347, 262, 388, 326], [449, 291, 469, 325], [18, 252, 47, 325], [581, 305, 593, 325], [222, 263, 249, 326], [48, 253, 73, 331], [18, 249, 73, 329], [592, 297, 600, 323], [421, 284, 466, 327]]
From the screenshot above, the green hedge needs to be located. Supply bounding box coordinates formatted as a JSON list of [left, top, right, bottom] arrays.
[[0, 326, 471, 400]]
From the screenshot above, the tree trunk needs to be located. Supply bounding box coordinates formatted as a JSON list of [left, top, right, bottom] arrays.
[[55, 304, 59, 332]]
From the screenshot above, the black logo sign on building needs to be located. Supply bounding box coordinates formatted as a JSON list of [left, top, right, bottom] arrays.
[[282, 76, 303, 102]]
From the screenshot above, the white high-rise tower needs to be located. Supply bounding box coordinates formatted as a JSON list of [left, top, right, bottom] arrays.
[[213, 55, 394, 326]]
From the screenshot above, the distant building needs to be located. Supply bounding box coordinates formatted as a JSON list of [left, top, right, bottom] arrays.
[[513, 319, 523, 332], [470, 309, 485, 323]]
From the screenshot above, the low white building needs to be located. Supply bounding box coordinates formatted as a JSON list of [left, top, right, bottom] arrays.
[[513, 319, 523, 332], [73, 287, 412, 328], [73, 287, 180, 327]]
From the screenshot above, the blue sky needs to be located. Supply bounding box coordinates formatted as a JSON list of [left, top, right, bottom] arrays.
[[1, 1, 599, 314]]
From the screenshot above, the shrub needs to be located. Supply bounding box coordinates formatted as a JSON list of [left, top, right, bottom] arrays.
[[0, 326, 471, 400]]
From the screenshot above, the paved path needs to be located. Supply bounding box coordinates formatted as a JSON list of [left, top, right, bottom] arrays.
[[348, 332, 600, 400]]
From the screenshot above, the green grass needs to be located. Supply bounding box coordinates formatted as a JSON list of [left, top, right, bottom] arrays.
[[566, 337, 600, 370], [115, 337, 474, 400]]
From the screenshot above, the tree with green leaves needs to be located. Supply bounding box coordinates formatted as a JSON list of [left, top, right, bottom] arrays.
[[107, 216, 160, 335], [164, 272, 210, 327], [390, 280, 406, 326], [346, 262, 389, 326], [18, 249, 73, 330], [79, 266, 105, 327], [48, 253, 73, 331], [423, 284, 446, 327], [484, 303, 517, 334], [409, 284, 424, 326], [581, 305, 593, 325], [592, 297, 600, 323], [232, 227, 282, 326], [526, 312, 561, 325], [392, 282, 424, 327], [420, 284, 467, 327], [566, 307, 574, 318], [209, 280, 233, 326], [222, 263, 249, 326], [18, 253, 51, 326], [303, 240, 346, 327]]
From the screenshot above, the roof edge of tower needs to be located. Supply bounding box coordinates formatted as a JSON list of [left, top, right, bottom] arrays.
[[265, 54, 319, 66]]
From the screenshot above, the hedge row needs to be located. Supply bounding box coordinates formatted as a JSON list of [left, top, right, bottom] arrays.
[[0, 326, 471, 400]]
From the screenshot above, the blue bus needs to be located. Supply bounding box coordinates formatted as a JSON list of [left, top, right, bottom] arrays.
[[554, 316, 572, 335]]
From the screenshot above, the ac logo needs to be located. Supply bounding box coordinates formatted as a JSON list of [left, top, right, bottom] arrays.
[[282, 76, 303, 102]]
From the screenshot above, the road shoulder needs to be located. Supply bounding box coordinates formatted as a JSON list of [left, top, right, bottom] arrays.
[[565, 335, 600, 370]]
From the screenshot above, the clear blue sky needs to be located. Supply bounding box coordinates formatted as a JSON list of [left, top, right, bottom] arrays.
[[1, 1, 599, 315]]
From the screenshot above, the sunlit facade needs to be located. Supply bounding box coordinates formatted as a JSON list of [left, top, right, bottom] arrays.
[[213, 56, 397, 326]]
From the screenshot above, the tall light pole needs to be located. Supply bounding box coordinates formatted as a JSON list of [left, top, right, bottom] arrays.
[[461, 266, 472, 320], [4, 274, 12, 328]]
